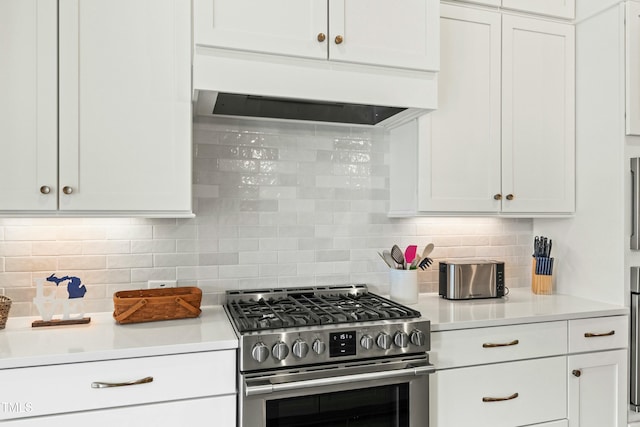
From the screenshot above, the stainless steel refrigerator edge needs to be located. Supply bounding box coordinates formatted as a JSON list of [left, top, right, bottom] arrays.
[[631, 266, 640, 411], [631, 158, 640, 250]]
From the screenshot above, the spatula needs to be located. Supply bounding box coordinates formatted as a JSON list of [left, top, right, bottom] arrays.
[[404, 245, 418, 264], [390, 245, 405, 270]]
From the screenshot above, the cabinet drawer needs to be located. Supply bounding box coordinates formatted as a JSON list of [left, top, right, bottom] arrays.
[[0, 350, 236, 420], [431, 321, 567, 368], [430, 356, 567, 427], [568, 316, 628, 353], [1, 396, 236, 427]]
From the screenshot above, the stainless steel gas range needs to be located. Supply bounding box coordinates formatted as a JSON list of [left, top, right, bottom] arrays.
[[224, 284, 433, 427]]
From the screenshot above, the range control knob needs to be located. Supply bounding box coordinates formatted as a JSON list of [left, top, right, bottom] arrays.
[[251, 342, 270, 363], [312, 339, 326, 355], [394, 331, 409, 348], [360, 334, 374, 350], [410, 329, 426, 347], [292, 339, 309, 358], [272, 341, 289, 361], [377, 332, 392, 350]]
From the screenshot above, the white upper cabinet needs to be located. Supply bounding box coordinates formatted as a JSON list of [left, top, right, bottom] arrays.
[[194, 0, 439, 71], [502, 0, 575, 20], [0, 0, 57, 211], [58, 0, 191, 213], [501, 15, 575, 214], [327, 0, 439, 71], [193, 0, 328, 60], [0, 0, 192, 215], [456, 0, 575, 19], [390, 3, 575, 216], [627, 1, 640, 135], [417, 5, 502, 212]]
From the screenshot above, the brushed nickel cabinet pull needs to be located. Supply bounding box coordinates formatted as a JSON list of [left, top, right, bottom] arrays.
[[482, 339, 519, 348], [482, 392, 519, 402], [62, 186, 73, 195], [91, 376, 153, 389], [584, 330, 615, 338], [39, 186, 51, 194]]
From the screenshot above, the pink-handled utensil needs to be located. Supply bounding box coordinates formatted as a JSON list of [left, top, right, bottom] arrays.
[[404, 245, 417, 265]]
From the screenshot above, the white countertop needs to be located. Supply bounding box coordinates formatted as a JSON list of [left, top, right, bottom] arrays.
[[0, 289, 628, 370], [410, 288, 628, 331], [0, 306, 238, 370]]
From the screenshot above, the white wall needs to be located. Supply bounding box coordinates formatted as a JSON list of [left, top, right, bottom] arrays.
[[535, 3, 626, 306]]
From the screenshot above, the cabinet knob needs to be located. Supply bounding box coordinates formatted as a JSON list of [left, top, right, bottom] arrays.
[[493, 194, 502, 200], [39, 186, 51, 195], [62, 186, 74, 195], [317, 32, 326, 42], [506, 194, 514, 201], [335, 35, 344, 45], [572, 369, 582, 377]]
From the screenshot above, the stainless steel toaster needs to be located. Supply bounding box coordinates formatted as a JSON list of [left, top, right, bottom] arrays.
[[439, 260, 505, 300]]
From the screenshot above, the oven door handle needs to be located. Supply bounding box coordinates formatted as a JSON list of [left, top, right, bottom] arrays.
[[245, 364, 435, 397]]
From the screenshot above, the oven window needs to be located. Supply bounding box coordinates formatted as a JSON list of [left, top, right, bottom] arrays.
[[266, 383, 409, 427]]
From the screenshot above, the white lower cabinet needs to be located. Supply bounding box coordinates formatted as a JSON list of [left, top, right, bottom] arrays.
[[567, 351, 627, 427], [431, 356, 567, 427], [1, 396, 235, 427], [0, 350, 237, 426], [430, 316, 628, 427]]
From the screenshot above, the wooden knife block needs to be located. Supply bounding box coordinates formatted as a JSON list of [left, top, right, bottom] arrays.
[[531, 258, 553, 295]]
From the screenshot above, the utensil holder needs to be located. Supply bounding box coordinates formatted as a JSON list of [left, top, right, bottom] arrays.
[[389, 269, 418, 304], [531, 258, 553, 295], [0, 296, 12, 329]]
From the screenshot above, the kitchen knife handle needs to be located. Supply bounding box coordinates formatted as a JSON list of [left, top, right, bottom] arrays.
[[482, 339, 519, 348], [91, 376, 153, 389], [482, 392, 519, 402], [584, 330, 615, 338]]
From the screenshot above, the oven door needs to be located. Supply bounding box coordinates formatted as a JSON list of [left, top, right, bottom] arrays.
[[239, 354, 433, 427]]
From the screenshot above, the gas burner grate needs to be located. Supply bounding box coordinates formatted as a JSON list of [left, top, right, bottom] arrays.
[[225, 286, 421, 333]]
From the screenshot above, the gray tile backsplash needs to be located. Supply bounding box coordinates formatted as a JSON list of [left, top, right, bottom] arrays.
[[0, 116, 532, 316]]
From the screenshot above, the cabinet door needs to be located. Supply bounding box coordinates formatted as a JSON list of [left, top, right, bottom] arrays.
[[502, 16, 575, 213], [417, 5, 501, 212], [58, 0, 191, 213], [627, 2, 640, 135], [567, 350, 627, 427], [194, 0, 327, 60], [0, 0, 57, 210], [502, 0, 575, 19], [329, 0, 439, 71]]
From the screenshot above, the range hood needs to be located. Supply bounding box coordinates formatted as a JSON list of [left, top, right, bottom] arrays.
[[192, 47, 438, 128]]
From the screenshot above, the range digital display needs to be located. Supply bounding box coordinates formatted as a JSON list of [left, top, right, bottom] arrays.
[[329, 331, 356, 357]]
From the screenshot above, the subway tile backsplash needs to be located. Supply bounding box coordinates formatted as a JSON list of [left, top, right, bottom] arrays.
[[0, 117, 533, 317]]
